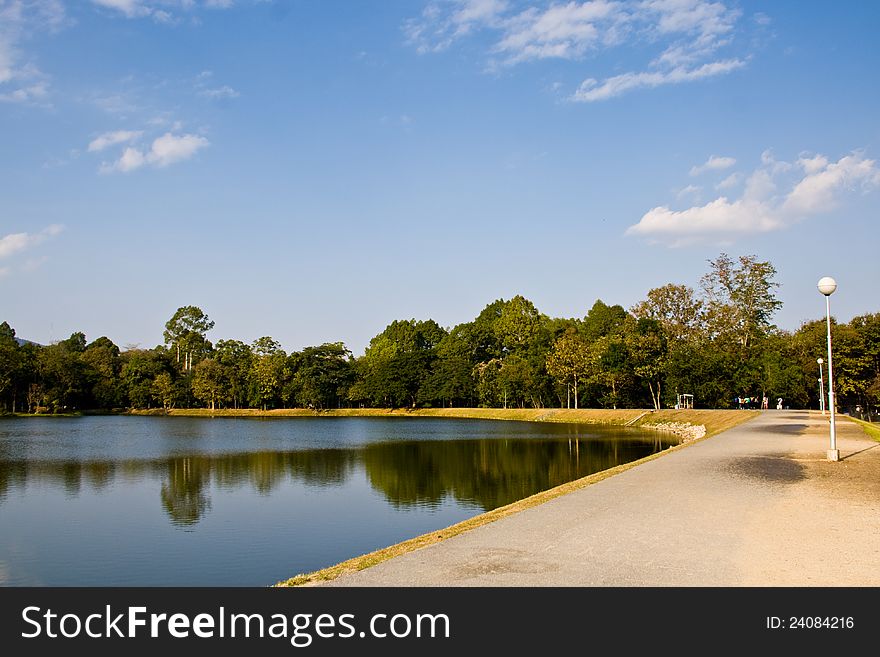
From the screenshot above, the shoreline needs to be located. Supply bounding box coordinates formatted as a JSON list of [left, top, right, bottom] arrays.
[[124, 406, 753, 440], [267, 407, 757, 586]]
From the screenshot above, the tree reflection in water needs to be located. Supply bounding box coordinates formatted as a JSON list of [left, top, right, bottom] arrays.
[[0, 434, 671, 526]]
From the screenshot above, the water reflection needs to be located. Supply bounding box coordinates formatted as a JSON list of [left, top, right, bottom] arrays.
[[160, 459, 212, 526], [0, 435, 670, 526]]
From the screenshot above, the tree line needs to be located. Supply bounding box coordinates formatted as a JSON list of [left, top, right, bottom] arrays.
[[1, 254, 878, 415]]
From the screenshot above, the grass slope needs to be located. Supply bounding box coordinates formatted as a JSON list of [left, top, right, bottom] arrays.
[[130, 406, 751, 438], [844, 415, 880, 442]]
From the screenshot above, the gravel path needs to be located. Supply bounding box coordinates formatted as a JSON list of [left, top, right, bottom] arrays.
[[322, 411, 880, 586]]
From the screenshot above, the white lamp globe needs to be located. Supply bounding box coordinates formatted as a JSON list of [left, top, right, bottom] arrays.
[[817, 277, 837, 296]]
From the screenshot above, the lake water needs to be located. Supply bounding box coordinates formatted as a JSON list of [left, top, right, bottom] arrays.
[[0, 415, 672, 586]]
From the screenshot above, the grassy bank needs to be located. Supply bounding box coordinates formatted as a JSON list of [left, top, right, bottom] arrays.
[[0, 411, 84, 418], [845, 415, 880, 442], [129, 406, 752, 439], [263, 406, 755, 587]]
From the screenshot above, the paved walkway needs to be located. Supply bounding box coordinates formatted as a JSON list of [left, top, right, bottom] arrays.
[[324, 411, 880, 586]]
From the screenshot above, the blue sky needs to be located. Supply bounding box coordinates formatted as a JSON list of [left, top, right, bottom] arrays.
[[2, 0, 879, 355]]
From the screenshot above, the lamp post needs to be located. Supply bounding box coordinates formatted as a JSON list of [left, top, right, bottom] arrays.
[[817, 358, 826, 414], [817, 277, 838, 461]]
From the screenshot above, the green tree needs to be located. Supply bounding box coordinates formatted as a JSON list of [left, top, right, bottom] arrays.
[[0, 322, 21, 412], [587, 334, 631, 409], [494, 295, 542, 354], [215, 339, 254, 409], [38, 333, 88, 412], [163, 306, 214, 371], [847, 313, 880, 411], [192, 358, 226, 410], [121, 349, 174, 409], [546, 330, 590, 409], [700, 253, 782, 353], [630, 284, 703, 343], [82, 336, 122, 409], [353, 319, 447, 408], [625, 318, 668, 410], [250, 337, 286, 410], [286, 342, 354, 409], [581, 300, 628, 341], [420, 324, 479, 407], [152, 372, 177, 410]]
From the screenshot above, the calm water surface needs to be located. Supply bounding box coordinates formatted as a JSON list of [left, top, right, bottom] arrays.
[[0, 416, 672, 586]]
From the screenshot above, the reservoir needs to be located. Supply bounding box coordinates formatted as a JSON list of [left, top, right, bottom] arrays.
[[0, 415, 673, 586]]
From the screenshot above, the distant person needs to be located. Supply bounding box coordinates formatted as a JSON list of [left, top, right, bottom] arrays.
[[762, 396, 769, 410], [776, 397, 783, 410]]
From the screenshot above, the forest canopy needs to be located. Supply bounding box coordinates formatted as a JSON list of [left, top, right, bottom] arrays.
[[2, 254, 878, 414]]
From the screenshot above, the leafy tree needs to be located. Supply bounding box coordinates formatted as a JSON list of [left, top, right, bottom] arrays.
[[699, 253, 782, 353], [546, 329, 590, 409], [494, 295, 542, 354], [152, 372, 177, 410], [192, 358, 226, 410], [250, 337, 286, 410], [286, 342, 354, 409], [625, 318, 668, 410], [354, 319, 447, 408], [38, 333, 89, 412], [848, 313, 880, 410], [587, 334, 631, 409], [215, 339, 254, 409], [420, 325, 479, 407], [581, 300, 628, 341], [0, 322, 21, 412], [82, 336, 122, 409], [630, 284, 703, 343], [473, 358, 503, 408], [163, 306, 214, 371], [121, 349, 174, 409]]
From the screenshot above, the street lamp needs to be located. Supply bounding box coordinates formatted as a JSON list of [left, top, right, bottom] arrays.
[[817, 277, 838, 461], [817, 358, 826, 414]]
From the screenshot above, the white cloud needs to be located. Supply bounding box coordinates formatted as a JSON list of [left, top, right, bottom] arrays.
[[92, 0, 150, 19], [797, 153, 829, 175], [742, 168, 775, 201], [715, 172, 740, 190], [0, 224, 64, 259], [0, 1, 64, 103], [0, 80, 48, 103], [91, 0, 239, 23], [492, 0, 622, 65], [627, 150, 880, 245], [627, 197, 781, 245], [105, 146, 147, 173], [87, 130, 143, 152], [194, 70, 240, 100], [149, 132, 209, 166], [573, 58, 744, 101], [406, 1, 751, 101], [199, 85, 239, 99], [689, 154, 736, 176], [101, 132, 209, 173], [676, 184, 701, 199], [405, 0, 509, 53], [782, 152, 880, 216]]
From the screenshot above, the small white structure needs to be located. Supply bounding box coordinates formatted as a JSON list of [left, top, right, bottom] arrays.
[[676, 393, 694, 410]]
